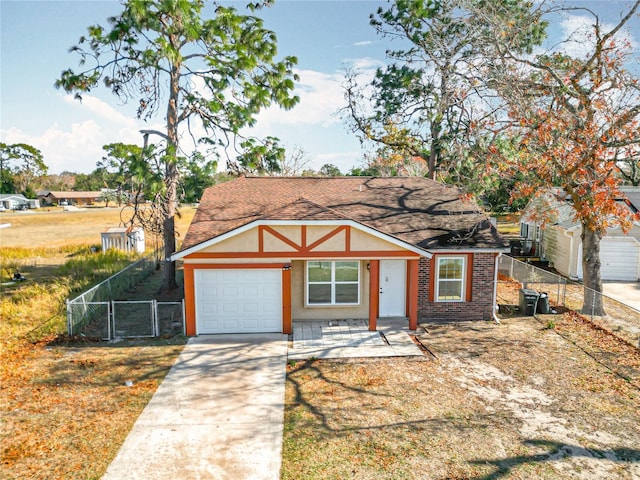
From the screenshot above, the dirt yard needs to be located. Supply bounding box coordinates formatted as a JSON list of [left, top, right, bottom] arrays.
[[282, 315, 640, 479]]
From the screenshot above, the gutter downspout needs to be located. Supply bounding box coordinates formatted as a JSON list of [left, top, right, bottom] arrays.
[[492, 252, 502, 324]]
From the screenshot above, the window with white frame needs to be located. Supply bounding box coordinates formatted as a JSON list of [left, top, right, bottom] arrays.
[[435, 256, 466, 302], [307, 261, 360, 305]]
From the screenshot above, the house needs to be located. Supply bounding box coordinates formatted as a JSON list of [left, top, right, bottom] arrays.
[[520, 187, 640, 281], [38, 191, 102, 206], [171, 177, 510, 336], [0, 193, 31, 210]]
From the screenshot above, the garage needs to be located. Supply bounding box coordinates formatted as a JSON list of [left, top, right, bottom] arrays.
[[600, 237, 640, 281], [194, 268, 282, 334], [579, 236, 640, 281]]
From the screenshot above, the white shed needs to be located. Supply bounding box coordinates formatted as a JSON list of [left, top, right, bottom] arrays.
[[101, 227, 145, 253]]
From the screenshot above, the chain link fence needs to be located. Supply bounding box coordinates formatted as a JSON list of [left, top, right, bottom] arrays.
[[67, 299, 184, 340], [498, 255, 640, 347], [66, 249, 185, 339]]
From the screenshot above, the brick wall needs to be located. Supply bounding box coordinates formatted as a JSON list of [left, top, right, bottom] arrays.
[[418, 253, 497, 322]]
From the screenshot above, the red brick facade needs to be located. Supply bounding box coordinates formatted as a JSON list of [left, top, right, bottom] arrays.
[[418, 253, 497, 322]]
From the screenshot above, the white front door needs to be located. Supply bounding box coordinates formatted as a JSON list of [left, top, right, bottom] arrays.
[[379, 260, 406, 317]]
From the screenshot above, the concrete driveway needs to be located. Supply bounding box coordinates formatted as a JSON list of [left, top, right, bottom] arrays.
[[603, 282, 640, 311], [102, 334, 288, 480]]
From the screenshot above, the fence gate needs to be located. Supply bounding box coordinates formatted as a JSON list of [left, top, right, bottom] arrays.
[[112, 300, 156, 338]]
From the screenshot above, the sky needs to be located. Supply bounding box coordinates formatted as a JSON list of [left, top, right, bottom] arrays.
[[1, 0, 639, 175]]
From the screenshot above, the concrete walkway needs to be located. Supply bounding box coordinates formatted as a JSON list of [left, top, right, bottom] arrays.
[[102, 334, 288, 480], [289, 318, 424, 360]]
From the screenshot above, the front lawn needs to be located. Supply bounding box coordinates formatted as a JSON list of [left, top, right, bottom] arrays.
[[282, 316, 640, 479]]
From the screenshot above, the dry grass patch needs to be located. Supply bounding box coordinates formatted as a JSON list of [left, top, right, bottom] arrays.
[[1, 338, 184, 479], [0, 206, 196, 248], [282, 317, 640, 480], [1, 235, 188, 479]]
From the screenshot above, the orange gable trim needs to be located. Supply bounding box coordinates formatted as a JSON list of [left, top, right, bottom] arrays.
[[257, 225, 350, 254], [306, 225, 348, 252], [260, 225, 303, 252], [185, 250, 420, 260]]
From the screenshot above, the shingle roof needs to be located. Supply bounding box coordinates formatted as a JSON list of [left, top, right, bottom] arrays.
[[179, 176, 509, 253]]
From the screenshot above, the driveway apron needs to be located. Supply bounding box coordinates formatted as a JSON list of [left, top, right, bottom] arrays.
[[102, 334, 289, 480]]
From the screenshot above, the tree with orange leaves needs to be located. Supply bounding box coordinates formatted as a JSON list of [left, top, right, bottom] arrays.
[[495, 1, 640, 315]]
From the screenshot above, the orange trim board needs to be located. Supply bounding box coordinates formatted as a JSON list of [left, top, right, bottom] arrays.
[[184, 263, 292, 336], [257, 225, 350, 253], [260, 225, 302, 252], [183, 263, 288, 270], [185, 250, 420, 259], [306, 225, 349, 251], [428, 253, 474, 302], [368, 260, 379, 331]]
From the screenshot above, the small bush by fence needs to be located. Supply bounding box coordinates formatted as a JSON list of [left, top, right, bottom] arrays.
[[498, 255, 640, 347], [66, 250, 185, 339]]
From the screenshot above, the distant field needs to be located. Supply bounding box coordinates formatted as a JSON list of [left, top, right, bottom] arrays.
[[0, 206, 197, 248]]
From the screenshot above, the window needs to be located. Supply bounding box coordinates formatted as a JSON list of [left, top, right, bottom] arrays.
[[307, 261, 359, 305], [435, 256, 466, 302]]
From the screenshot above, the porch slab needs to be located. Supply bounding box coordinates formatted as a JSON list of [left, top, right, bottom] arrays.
[[289, 318, 424, 360]]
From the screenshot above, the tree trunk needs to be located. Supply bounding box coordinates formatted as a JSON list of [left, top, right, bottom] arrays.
[[580, 225, 606, 316], [161, 59, 181, 292]]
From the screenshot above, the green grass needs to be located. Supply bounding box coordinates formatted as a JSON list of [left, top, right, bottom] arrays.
[[1, 246, 141, 342]]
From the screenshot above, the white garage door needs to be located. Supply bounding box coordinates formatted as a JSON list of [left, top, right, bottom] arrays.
[[195, 269, 282, 334], [600, 237, 640, 281]]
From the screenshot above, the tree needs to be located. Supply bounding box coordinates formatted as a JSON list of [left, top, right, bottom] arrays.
[[0, 143, 48, 195], [341, 0, 547, 185], [180, 152, 217, 203], [99, 143, 145, 206], [98, 189, 127, 207], [230, 136, 285, 175], [35, 173, 76, 192], [616, 147, 640, 186], [318, 164, 342, 177], [277, 145, 311, 176], [75, 169, 110, 191], [494, 1, 640, 315], [56, 0, 299, 291]]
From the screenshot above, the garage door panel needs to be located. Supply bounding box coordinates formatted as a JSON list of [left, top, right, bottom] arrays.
[[601, 238, 640, 281], [195, 268, 282, 334]]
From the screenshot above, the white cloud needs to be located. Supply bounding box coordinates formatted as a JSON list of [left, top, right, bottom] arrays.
[[1, 122, 106, 174], [344, 57, 385, 72], [558, 14, 639, 59], [62, 94, 138, 127], [251, 68, 347, 129], [352, 40, 375, 47]]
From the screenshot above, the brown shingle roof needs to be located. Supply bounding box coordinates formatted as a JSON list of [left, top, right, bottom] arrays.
[[179, 176, 509, 253]]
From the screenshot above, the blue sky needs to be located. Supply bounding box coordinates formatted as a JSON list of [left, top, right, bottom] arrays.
[[1, 1, 639, 175]]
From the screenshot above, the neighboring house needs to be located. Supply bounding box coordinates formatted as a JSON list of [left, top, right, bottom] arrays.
[[171, 177, 510, 336], [0, 193, 31, 210], [38, 191, 102, 206], [520, 187, 640, 281]]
